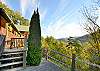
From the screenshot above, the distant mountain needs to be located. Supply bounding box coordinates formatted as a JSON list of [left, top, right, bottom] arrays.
[[58, 34, 90, 43], [58, 37, 68, 42], [75, 34, 90, 42]]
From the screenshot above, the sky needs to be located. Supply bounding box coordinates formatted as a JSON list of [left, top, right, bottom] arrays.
[[0, 0, 97, 39]]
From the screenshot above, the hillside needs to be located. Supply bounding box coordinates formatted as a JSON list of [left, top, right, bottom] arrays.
[[58, 34, 90, 43]]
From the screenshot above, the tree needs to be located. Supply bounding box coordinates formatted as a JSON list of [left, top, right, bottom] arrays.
[[0, 2, 29, 26], [27, 9, 41, 66], [67, 37, 83, 70], [81, 0, 100, 70]]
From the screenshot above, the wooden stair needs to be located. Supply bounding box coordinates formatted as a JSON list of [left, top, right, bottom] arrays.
[[0, 48, 27, 70]]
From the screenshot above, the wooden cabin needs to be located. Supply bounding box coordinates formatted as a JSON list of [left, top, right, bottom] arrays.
[[0, 8, 26, 49], [0, 8, 28, 70]]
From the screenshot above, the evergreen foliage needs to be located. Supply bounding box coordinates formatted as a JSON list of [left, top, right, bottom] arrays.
[[27, 9, 41, 66]]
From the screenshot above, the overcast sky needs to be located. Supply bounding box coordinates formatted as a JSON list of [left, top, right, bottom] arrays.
[[1, 0, 96, 38]]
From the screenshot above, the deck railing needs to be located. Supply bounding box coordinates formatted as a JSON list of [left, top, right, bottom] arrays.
[[0, 37, 27, 70], [5, 38, 26, 49], [43, 48, 100, 71]]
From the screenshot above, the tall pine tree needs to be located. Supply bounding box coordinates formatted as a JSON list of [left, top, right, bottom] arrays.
[[27, 9, 41, 66]]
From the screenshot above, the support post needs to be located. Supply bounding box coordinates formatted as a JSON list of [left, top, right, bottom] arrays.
[[23, 50, 27, 68], [71, 53, 76, 71], [23, 38, 27, 68], [24, 38, 28, 50], [45, 48, 48, 60], [10, 38, 13, 49], [14, 39, 15, 48]]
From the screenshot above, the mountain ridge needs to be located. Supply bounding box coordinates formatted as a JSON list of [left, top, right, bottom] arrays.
[[58, 34, 89, 42]]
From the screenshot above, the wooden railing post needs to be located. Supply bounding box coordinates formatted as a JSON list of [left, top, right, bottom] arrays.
[[24, 38, 28, 50], [23, 50, 27, 68], [10, 38, 12, 49], [71, 53, 76, 71], [44, 48, 48, 60], [23, 38, 27, 68]]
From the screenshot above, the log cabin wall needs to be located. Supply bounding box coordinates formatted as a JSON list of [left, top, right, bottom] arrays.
[[0, 8, 28, 49], [0, 16, 7, 36], [0, 13, 21, 48]]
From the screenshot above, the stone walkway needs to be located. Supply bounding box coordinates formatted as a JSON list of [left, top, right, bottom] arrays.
[[5, 59, 64, 71]]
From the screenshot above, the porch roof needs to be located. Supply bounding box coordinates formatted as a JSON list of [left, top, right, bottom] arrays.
[[15, 24, 29, 32]]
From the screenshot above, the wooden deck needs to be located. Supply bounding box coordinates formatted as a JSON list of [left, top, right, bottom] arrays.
[[4, 59, 64, 71]]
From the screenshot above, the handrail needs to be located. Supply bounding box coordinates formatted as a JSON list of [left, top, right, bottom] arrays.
[[50, 50, 72, 59], [76, 58, 100, 69], [43, 48, 100, 71], [43, 48, 76, 71]]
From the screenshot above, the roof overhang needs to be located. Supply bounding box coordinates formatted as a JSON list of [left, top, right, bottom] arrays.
[[15, 24, 29, 32], [0, 8, 11, 23]]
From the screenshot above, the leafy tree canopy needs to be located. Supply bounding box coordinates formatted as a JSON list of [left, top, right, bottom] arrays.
[[0, 2, 29, 26]]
